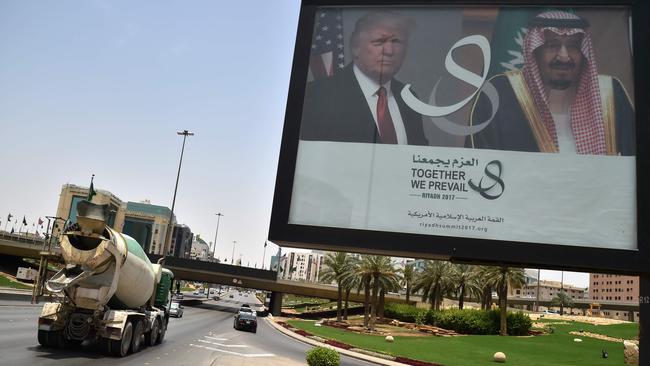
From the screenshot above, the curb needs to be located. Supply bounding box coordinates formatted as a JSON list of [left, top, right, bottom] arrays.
[[0, 288, 33, 302], [265, 316, 405, 366]]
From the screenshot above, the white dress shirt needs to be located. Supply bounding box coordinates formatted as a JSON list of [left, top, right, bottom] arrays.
[[353, 64, 408, 144]]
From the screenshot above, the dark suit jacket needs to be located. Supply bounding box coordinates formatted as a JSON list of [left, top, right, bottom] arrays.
[[299, 65, 429, 146]]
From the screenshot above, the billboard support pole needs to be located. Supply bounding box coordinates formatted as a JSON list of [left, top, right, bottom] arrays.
[[640, 273, 648, 364]]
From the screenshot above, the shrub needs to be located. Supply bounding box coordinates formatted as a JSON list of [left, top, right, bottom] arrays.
[[384, 303, 427, 323], [385, 304, 532, 335], [507, 311, 533, 336], [306, 347, 340, 366]]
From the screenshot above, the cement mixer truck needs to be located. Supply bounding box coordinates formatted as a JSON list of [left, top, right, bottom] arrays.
[[37, 201, 174, 357]]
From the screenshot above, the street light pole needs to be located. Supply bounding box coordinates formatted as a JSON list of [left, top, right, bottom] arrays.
[[212, 213, 223, 262], [262, 241, 268, 269], [162, 129, 194, 264], [231, 240, 237, 265]]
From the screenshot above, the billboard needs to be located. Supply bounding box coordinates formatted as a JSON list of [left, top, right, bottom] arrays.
[[270, 1, 650, 273]]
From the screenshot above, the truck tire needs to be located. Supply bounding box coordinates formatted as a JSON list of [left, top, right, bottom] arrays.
[[156, 319, 167, 345], [131, 320, 144, 353], [38, 330, 49, 347], [98, 337, 111, 355], [110, 320, 133, 357], [46, 330, 67, 348], [145, 318, 160, 347]]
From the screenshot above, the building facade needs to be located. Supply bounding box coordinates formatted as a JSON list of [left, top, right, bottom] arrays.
[[190, 236, 212, 261], [170, 224, 193, 259], [120, 201, 175, 255], [54, 184, 124, 236], [277, 251, 324, 282], [589, 273, 639, 321], [54, 184, 176, 255], [518, 280, 588, 301]]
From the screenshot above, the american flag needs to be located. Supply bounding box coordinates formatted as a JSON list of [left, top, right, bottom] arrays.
[[310, 9, 345, 80]]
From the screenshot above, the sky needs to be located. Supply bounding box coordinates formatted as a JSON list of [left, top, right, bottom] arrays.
[[0, 0, 590, 288]]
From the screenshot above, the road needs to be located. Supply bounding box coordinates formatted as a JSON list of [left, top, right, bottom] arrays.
[[0, 290, 376, 366]]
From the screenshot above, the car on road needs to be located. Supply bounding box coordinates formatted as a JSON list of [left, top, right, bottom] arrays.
[[234, 311, 257, 333], [174, 293, 184, 300], [170, 302, 184, 318]]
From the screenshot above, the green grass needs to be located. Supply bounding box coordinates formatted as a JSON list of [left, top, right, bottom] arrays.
[[288, 320, 632, 366], [536, 319, 638, 340], [0, 274, 32, 290]]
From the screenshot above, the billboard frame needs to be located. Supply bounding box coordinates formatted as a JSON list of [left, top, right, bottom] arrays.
[[269, 0, 650, 275]]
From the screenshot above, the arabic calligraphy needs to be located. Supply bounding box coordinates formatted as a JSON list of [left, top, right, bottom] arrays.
[[413, 154, 478, 168], [407, 210, 504, 224]]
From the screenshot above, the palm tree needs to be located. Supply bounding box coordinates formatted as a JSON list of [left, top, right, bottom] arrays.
[[449, 264, 479, 309], [483, 266, 526, 336], [412, 260, 452, 310], [340, 256, 360, 320], [551, 291, 574, 314], [401, 263, 415, 303], [474, 266, 496, 310], [357, 255, 400, 331], [320, 252, 354, 322]]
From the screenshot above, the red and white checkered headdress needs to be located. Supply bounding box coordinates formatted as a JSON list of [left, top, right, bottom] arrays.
[[522, 11, 606, 155]]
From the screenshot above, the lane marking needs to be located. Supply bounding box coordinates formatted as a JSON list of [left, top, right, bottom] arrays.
[[198, 339, 248, 348], [204, 336, 228, 341], [189, 344, 274, 358]]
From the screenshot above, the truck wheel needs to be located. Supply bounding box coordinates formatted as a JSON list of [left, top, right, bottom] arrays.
[[156, 319, 167, 345], [131, 320, 144, 353], [110, 320, 133, 357], [47, 330, 67, 348], [38, 330, 49, 347], [98, 337, 111, 355], [145, 318, 160, 347]]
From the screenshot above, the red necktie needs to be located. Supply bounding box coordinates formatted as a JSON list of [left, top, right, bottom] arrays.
[[376, 87, 397, 144]]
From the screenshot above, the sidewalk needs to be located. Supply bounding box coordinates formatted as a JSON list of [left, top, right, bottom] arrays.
[[265, 315, 407, 366]]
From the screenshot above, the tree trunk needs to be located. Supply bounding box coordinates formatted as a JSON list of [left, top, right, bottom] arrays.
[[499, 281, 508, 336], [378, 289, 385, 320], [343, 288, 351, 320], [363, 277, 370, 327], [369, 274, 380, 331], [405, 284, 411, 303], [458, 283, 465, 310], [433, 283, 441, 311], [336, 283, 343, 322]]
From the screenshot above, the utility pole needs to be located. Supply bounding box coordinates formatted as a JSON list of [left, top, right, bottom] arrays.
[[212, 213, 223, 261], [162, 130, 194, 263], [536, 268, 541, 312]]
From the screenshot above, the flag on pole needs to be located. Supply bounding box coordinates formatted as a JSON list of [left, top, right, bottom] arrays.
[[11, 228, 14, 234], [38, 217, 44, 226], [309, 9, 345, 80], [7, 213, 12, 222], [22, 216, 27, 226], [87, 174, 97, 201]]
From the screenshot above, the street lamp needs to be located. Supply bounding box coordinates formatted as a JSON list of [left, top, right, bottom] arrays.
[[262, 240, 268, 269], [162, 129, 194, 263], [231, 240, 237, 265], [212, 213, 223, 262]]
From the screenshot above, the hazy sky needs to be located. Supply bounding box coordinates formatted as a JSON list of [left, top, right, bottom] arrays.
[[0, 0, 590, 288]]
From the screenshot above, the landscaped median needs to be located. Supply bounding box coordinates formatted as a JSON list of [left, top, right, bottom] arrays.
[[270, 314, 638, 366]]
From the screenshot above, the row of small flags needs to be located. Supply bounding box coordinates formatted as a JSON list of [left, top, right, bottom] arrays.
[[2, 213, 45, 235]]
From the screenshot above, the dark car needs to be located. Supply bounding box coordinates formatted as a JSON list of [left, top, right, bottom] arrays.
[[233, 312, 257, 333]]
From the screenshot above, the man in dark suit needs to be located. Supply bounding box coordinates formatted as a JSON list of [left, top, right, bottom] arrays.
[[300, 11, 429, 146]]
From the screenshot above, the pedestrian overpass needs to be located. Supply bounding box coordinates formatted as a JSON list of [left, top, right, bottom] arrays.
[[0, 232, 639, 318]]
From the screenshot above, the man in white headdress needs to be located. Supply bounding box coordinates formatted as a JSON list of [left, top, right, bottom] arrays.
[[468, 10, 634, 155]]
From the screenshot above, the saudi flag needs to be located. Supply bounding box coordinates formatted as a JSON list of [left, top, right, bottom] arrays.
[[488, 8, 533, 77]]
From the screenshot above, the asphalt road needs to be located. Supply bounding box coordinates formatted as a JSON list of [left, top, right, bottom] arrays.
[[0, 290, 376, 366]]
